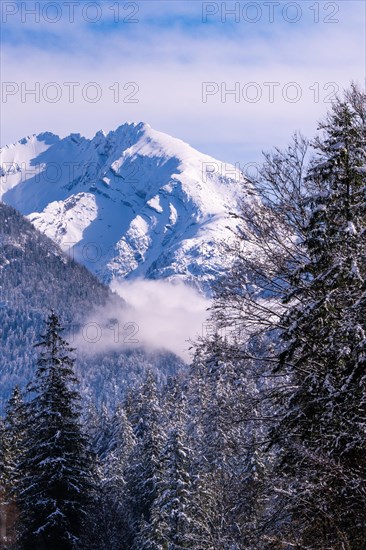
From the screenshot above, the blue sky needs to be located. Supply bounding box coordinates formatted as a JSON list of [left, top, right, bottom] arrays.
[[1, 0, 365, 164]]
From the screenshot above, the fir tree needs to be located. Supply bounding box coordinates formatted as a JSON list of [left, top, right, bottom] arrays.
[[17, 311, 92, 550]]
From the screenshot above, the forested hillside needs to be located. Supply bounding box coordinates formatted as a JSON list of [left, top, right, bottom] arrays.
[[0, 203, 184, 411]]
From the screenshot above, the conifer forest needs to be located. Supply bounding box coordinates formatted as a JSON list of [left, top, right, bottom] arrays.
[[1, 86, 366, 549]]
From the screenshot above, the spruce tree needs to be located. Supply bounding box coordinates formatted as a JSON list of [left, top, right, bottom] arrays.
[[5, 387, 27, 496], [82, 405, 136, 550], [125, 371, 166, 546], [137, 385, 198, 549], [0, 417, 9, 548], [188, 335, 266, 549], [271, 86, 366, 548], [17, 311, 92, 550], [0, 387, 27, 548]]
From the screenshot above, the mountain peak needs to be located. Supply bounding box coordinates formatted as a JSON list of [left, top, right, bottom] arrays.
[[0, 123, 249, 294]]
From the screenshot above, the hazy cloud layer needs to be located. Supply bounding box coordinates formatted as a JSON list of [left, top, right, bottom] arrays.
[[2, 1, 365, 164]]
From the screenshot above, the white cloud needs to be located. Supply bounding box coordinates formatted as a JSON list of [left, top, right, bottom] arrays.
[[73, 279, 211, 361]]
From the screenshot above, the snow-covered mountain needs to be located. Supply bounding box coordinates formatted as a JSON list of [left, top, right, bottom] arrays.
[[0, 123, 248, 292]]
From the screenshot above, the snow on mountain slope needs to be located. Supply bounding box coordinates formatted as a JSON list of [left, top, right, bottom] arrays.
[[0, 123, 251, 293]]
